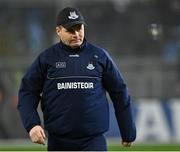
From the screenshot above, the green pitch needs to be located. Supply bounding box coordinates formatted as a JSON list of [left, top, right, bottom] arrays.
[[108, 144, 180, 151], [0, 143, 180, 151]]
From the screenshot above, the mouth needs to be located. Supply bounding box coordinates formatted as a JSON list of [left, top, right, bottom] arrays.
[[71, 39, 81, 43]]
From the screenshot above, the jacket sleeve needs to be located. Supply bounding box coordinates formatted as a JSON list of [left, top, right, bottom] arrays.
[[17, 55, 46, 133], [102, 51, 136, 142]]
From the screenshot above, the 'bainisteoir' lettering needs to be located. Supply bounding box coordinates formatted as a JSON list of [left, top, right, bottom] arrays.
[[57, 82, 94, 90]]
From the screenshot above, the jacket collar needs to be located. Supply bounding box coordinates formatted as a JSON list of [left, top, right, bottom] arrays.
[[59, 39, 87, 53]]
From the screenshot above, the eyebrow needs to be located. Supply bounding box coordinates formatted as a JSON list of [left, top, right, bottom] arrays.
[[68, 24, 82, 30]]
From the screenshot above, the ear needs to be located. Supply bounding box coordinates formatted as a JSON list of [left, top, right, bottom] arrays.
[[56, 26, 61, 36]]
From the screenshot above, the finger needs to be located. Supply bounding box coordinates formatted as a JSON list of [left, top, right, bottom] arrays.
[[40, 129, 46, 139], [37, 131, 45, 145], [122, 141, 127, 146], [37, 138, 45, 145], [39, 137, 46, 145], [32, 135, 45, 145], [31, 135, 39, 143], [124, 144, 129, 147], [122, 142, 131, 147], [126, 143, 131, 147], [125, 143, 131, 147]]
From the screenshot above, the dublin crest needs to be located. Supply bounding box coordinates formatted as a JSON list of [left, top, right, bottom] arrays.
[[87, 63, 95, 70]]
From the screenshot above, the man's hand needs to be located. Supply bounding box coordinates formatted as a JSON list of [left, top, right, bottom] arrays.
[[121, 141, 132, 147], [29, 125, 46, 145]]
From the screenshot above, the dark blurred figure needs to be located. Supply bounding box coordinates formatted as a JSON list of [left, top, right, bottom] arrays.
[[0, 79, 9, 138], [163, 26, 180, 96], [26, 9, 45, 54], [163, 27, 180, 61]]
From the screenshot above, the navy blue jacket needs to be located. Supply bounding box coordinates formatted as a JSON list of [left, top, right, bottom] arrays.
[[18, 39, 136, 142]]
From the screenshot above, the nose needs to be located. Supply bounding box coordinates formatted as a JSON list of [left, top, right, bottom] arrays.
[[74, 30, 79, 36], [72, 30, 79, 38]]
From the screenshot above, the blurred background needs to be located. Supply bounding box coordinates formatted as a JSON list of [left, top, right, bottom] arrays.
[[0, 0, 180, 150]]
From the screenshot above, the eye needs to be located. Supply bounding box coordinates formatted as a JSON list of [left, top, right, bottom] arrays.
[[67, 28, 74, 33], [76, 25, 82, 31], [66, 25, 82, 33]]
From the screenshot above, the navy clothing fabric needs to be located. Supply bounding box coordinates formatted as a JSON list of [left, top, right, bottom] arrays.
[[48, 133, 107, 151], [18, 39, 136, 142]]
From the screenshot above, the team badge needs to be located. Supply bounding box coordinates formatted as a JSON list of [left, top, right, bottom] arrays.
[[68, 11, 79, 19], [56, 62, 66, 68], [87, 63, 95, 70]]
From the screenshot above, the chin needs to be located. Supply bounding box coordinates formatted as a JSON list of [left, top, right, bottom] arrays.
[[71, 43, 82, 48]]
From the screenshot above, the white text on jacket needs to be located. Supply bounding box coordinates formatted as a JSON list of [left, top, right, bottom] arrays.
[[57, 82, 94, 89]]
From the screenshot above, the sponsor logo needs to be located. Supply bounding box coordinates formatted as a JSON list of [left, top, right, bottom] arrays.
[[69, 54, 79, 57], [87, 63, 95, 70], [68, 11, 79, 20], [57, 82, 94, 89], [56, 62, 66, 68]]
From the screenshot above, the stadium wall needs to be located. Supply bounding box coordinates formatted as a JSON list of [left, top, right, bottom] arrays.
[[106, 99, 180, 143]]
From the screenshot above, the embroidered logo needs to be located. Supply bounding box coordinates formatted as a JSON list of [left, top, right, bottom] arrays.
[[87, 63, 95, 70], [56, 62, 66, 68], [94, 55, 99, 59], [68, 11, 79, 20]]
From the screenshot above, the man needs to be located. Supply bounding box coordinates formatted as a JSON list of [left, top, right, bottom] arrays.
[[18, 7, 136, 151]]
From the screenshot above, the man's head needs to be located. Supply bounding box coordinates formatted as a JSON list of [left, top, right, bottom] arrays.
[[56, 7, 86, 49]]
